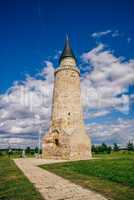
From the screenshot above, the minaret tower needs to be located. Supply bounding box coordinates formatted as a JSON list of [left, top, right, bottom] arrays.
[[43, 36, 92, 160]]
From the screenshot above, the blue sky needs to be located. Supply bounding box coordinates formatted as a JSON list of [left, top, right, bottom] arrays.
[[0, 0, 134, 148], [0, 0, 134, 92]]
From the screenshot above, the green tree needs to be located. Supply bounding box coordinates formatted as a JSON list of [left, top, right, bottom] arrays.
[[127, 142, 134, 151], [35, 147, 39, 154], [91, 143, 112, 154], [107, 146, 112, 154], [113, 143, 119, 151], [91, 145, 96, 153], [101, 143, 108, 152], [25, 146, 31, 154]]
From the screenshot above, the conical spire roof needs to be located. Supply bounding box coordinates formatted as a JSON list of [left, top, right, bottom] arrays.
[[59, 35, 76, 63]]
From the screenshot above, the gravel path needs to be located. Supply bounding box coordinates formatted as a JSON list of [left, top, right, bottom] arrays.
[[14, 158, 107, 200]]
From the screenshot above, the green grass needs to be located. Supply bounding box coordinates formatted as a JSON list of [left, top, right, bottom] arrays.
[[41, 152, 134, 200], [0, 156, 44, 200]]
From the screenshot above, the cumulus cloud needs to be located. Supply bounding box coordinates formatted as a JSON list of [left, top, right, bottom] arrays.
[[0, 61, 54, 148], [81, 43, 134, 115], [87, 119, 134, 146], [0, 41, 134, 148]]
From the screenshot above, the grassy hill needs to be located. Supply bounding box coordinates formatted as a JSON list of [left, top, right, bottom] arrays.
[[41, 152, 134, 200]]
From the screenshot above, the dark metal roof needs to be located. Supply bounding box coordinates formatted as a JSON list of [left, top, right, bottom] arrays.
[[59, 35, 76, 63]]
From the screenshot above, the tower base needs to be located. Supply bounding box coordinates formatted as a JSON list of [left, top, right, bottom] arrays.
[[42, 129, 92, 160]]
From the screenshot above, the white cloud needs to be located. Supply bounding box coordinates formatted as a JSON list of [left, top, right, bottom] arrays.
[[111, 30, 120, 37], [91, 30, 121, 39], [90, 110, 110, 118], [91, 30, 112, 38], [91, 30, 120, 38], [87, 119, 134, 146], [81, 43, 134, 114], [0, 61, 54, 148]]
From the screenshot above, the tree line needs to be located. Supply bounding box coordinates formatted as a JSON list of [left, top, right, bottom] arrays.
[[0, 146, 42, 157], [92, 141, 134, 154], [0, 141, 134, 156]]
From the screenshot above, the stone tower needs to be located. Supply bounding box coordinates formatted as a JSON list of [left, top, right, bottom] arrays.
[[42, 36, 92, 160]]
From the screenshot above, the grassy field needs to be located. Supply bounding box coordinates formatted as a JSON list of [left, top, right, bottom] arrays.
[[41, 152, 134, 200], [0, 156, 44, 200]]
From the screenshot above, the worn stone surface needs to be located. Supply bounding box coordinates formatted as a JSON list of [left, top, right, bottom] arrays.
[[42, 56, 92, 160], [14, 158, 107, 200]]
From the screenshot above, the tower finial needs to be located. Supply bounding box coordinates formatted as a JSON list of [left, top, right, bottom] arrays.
[[59, 35, 76, 63]]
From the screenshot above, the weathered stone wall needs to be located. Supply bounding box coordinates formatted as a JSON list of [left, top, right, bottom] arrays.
[[42, 57, 92, 160]]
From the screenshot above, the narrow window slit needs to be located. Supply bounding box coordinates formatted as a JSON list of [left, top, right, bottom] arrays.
[[55, 139, 59, 146]]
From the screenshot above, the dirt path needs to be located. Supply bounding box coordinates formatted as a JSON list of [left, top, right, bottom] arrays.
[[14, 158, 107, 200]]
